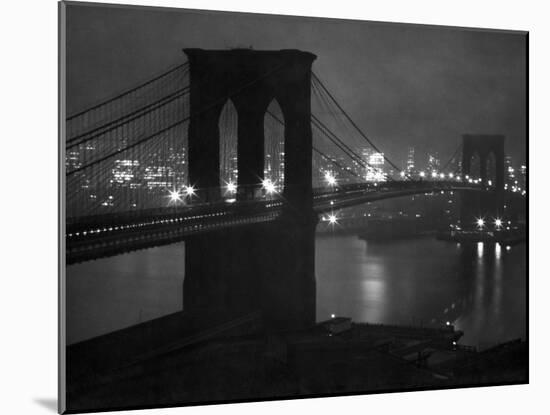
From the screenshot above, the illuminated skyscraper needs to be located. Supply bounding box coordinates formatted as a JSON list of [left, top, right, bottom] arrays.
[[505, 156, 515, 184], [427, 152, 440, 174], [366, 152, 385, 182], [406, 146, 415, 173]]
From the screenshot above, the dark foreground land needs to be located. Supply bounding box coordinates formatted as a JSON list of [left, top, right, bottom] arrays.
[[66, 312, 527, 413]]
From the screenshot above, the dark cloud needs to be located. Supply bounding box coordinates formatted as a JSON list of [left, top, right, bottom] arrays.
[[66, 3, 526, 166]]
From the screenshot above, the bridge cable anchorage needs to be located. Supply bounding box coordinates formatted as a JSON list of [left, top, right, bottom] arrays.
[[67, 63, 289, 177], [311, 72, 409, 180], [67, 86, 191, 148], [66, 62, 189, 121]]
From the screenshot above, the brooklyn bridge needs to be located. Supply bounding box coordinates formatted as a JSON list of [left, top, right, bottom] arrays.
[[65, 49, 525, 330]]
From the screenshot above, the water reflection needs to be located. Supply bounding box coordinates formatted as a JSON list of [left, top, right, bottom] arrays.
[[66, 235, 525, 350], [495, 242, 502, 259], [316, 236, 526, 350]]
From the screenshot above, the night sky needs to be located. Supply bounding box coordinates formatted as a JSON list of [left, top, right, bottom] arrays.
[[66, 3, 527, 167]]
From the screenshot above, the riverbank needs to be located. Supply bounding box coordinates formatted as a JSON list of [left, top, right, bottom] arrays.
[[66, 314, 527, 413]]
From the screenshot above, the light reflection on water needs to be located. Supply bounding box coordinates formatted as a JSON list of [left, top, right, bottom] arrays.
[[477, 241, 484, 257], [495, 242, 502, 259], [316, 236, 526, 349], [66, 235, 526, 349]]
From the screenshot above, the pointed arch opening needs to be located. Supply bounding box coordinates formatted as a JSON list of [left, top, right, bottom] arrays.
[[263, 99, 285, 194], [469, 152, 481, 181], [218, 99, 239, 198], [485, 151, 497, 186]]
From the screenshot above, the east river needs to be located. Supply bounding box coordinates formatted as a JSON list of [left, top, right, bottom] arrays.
[[67, 235, 526, 348]]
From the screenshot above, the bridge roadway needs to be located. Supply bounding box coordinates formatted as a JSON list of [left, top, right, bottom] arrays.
[[65, 180, 492, 264]]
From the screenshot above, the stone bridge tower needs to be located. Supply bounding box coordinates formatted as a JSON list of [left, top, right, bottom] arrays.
[[460, 134, 505, 228], [183, 49, 317, 330]]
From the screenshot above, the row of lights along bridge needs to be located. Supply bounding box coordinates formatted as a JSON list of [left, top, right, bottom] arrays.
[[167, 169, 526, 205]]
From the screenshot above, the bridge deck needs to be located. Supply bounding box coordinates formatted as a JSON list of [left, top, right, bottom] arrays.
[[64, 181, 512, 264]]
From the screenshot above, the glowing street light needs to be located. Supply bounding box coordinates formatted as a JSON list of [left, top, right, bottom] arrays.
[[419, 171, 425, 178], [169, 189, 181, 203], [494, 218, 503, 229], [431, 171, 438, 178], [440, 173, 445, 179], [449, 173, 454, 179], [327, 213, 338, 225], [325, 172, 336, 186], [262, 179, 276, 194], [400, 171, 406, 178], [476, 217, 485, 229], [183, 185, 195, 197]]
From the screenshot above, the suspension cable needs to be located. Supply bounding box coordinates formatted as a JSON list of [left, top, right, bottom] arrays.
[[67, 63, 288, 176], [67, 62, 189, 120], [312, 71, 408, 178], [67, 86, 190, 148]]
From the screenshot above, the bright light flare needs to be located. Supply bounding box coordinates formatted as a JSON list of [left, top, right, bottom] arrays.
[[419, 171, 425, 178], [327, 213, 338, 225], [169, 189, 181, 203], [476, 218, 485, 228], [325, 172, 336, 186], [262, 179, 276, 194], [226, 182, 237, 193], [183, 185, 196, 197], [494, 218, 503, 229], [400, 171, 406, 178]]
